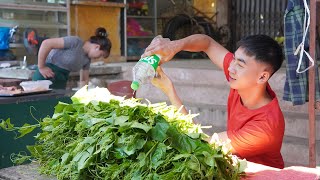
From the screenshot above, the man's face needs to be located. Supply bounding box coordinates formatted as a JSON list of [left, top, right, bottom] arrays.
[[228, 47, 268, 90]]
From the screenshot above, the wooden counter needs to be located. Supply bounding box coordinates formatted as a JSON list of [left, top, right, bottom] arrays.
[[0, 65, 123, 89], [0, 89, 73, 104]]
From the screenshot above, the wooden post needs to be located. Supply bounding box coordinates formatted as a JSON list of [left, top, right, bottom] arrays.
[[66, 0, 71, 36], [308, 0, 317, 168]]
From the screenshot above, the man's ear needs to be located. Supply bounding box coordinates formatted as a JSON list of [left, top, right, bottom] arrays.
[[95, 44, 100, 50], [258, 71, 270, 84]]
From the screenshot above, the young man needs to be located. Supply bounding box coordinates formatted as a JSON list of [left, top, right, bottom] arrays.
[[141, 34, 285, 169]]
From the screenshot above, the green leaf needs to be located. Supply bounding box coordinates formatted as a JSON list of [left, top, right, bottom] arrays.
[[137, 152, 147, 168], [172, 162, 186, 173], [213, 154, 224, 158], [42, 125, 54, 132], [114, 116, 129, 125], [132, 138, 147, 151], [77, 146, 95, 171], [77, 151, 90, 171], [53, 102, 69, 114], [61, 153, 70, 164], [95, 134, 114, 156], [151, 143, 166, 169], [114, 147, 128, 159], [17, 123, 37, 138], [65, 103, 76, 111], [0, 118, 14, 131], [187, 133, 201, 139], [122, 136, 146, 156], [82, 137, 96, 145], [72, 152, 82, 162], [91, 101, 101, 111], [130, 122, 152, 133], [26, 145, 43, 158], [131, 171, 143, 180], [110, 161, 131, 179], [202, 151, 215, 167], [10, 153, 31, 165], [172, 154, 191, 161], [186, 155, 201, 173], [166, 126, 197, 153], [105, 117, 114, 124], [146, 173, 161, 180], [90, 118, 106, 126], [97, 143, 113, 159], [150, 117, 169, 142]]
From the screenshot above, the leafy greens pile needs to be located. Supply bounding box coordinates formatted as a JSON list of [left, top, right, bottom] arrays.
[[1, 86, 245, 180]]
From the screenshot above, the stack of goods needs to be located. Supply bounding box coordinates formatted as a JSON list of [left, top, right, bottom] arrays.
[[0, 84, 21, 95], [1, 86, 246, 179]]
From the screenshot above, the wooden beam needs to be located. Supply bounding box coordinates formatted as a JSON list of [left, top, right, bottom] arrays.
[[71, 1, 125, 8], [0, 2, 68, 12]]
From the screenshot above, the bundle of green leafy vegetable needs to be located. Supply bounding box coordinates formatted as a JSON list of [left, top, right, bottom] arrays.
[[1, 86, 246, 179]]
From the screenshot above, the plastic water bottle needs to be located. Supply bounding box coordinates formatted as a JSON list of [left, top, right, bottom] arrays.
[[21, 56, 27, 69], [131, 54, 161, 91]]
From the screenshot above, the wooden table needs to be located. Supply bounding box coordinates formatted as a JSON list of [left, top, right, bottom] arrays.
[[243, 161, 320, 180], [0, 161, 319, 180]]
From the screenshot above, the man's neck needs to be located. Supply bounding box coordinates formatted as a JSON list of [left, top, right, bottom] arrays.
[[237, 84, 272, 110]]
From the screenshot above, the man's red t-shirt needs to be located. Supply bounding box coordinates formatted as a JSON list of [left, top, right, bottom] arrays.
[[223, 52, 285, 169]]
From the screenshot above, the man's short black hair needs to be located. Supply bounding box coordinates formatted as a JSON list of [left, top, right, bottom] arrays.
[[236, 34, 284, 75]]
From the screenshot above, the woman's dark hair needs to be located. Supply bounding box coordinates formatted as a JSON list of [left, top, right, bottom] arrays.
[[236, 34, 284, 75], [89, 27, 112, 58]]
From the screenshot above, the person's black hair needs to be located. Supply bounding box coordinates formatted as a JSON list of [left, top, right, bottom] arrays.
[[89, 27, 112, 58], [236, 34, 284, 75]]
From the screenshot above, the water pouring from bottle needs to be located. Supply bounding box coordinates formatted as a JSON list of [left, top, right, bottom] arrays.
[[131, 54, 161, 91]]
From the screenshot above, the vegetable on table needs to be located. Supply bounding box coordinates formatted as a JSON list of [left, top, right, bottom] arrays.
[[0, 86, 246, 180]]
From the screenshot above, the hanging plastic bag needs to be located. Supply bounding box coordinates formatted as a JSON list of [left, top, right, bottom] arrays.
[[0, 27, 10, 50]]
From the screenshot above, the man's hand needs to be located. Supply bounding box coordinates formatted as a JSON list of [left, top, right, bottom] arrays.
[[141, 35, 177, 65], [151, 66, 188, 115], [39, 66, 55, 79], [151, 66, 174, 95]]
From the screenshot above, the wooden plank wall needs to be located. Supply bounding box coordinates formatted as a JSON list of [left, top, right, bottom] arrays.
[[70, 4, 122, 62]]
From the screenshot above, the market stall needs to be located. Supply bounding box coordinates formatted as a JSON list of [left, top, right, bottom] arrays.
[[0, 0, 318, 179]]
